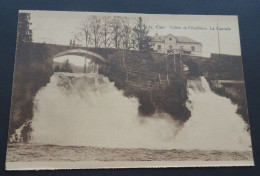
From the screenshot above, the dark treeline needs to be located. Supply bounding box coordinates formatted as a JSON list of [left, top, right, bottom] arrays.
[[54, 59, 73, 73], [184, 54, 245, 80], [17, 12, 32, 43]]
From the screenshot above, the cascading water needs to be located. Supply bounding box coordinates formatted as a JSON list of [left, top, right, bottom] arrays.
[[31, 72, 180, 149], [174, 77, 251, 151], [29, 62, 251, 151]]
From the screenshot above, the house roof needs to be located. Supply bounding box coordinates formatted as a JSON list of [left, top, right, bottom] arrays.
[[151, 35, 166, 42], [151, 34, 201, 44]]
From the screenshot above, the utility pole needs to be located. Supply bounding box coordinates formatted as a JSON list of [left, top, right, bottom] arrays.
[[173, 52, 176, 73], [180, 51, 183, 74], [84, 57, 87, 74], [217, 22, 221, 54], [165, 54, 169, 84]]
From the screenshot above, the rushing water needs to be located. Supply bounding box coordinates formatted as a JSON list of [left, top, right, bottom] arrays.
[[174, 77, 251, 151], [6, 65, 253, 165], [31, 72, 181, 149], [29, 72, 251, 150]]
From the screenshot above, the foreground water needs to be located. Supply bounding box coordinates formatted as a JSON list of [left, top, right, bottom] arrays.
[[6, 143, 253, 162]]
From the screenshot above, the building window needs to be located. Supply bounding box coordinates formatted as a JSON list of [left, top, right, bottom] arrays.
[[169, 45, 173, 50], [157, 45, 161, 50], [191, 46, 195, 51], [169, 38, 172, 41]]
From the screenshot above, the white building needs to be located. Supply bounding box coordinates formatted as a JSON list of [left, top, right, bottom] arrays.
[[150, 34, 202, 54]]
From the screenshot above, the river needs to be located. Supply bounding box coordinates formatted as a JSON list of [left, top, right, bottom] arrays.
[[6, 143, 253, 169]]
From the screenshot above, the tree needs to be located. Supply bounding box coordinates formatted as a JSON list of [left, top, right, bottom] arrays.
[[89, 16, 102, 47], [133, 17, 151, 51], [110, 17, 123, 48], [73, 15, 150, 50], [121, 17, 134, 50], [74, 19, 92, 47], [54, 65, 61, 72], [60, 59, 73, 73], [74, 16, 105, 48], [101, 17, 112, 48], [17, 13, 32, 43]]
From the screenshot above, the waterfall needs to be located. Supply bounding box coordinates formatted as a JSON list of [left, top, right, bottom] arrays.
[[26, 70, 251, 151], [30, 72, 180, 149], [174, 77, 251, 151]]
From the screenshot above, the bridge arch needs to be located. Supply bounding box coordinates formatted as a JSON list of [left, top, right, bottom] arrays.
[[53, 49, 106, 63], [52, 48, 106, 73]]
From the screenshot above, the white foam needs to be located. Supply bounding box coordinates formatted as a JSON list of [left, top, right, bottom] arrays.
[[174, 77, 251, 151], [31, 73, 251, 151]]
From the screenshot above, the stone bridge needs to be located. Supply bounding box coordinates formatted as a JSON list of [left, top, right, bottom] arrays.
[[43, 43, 116, 63], [39, 43, 119, 73]]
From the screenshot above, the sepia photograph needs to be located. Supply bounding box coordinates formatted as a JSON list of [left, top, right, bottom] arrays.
[[5, 10, 254, 170]]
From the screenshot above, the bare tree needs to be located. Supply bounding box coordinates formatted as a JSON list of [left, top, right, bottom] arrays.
[[121, 17, 134, 50], [110, 16, 123, 49], [100, 16, 112, 48], [74, 15, 146, 50], [74, 19, 92, 47], [89, 16, 102, 47]]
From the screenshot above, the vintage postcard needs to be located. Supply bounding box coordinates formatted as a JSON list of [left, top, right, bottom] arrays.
[[6, 10, 254, 170]]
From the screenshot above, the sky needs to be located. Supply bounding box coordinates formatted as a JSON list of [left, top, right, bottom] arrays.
[[21, 10, 242, 58]]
